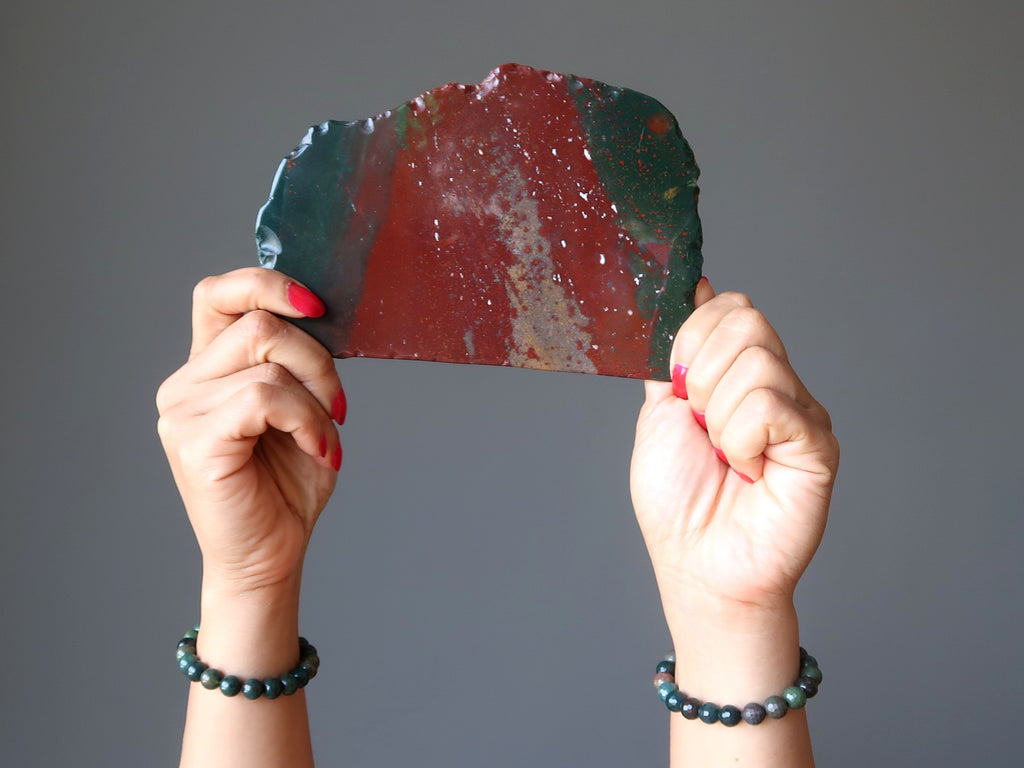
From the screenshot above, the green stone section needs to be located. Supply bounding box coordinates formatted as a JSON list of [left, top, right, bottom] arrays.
[[570, 76, 703, 378]]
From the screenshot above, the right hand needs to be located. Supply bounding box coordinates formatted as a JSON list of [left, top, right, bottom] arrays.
[[156, 267, 345, 594]]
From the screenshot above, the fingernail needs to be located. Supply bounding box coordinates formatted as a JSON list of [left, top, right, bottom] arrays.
[[331, 387, 347, 425], [318, 433, 327, 458], [693, 411, 707, 431], [672, 364, 689, 399], [713, 447, 729, 466], [286, 282, 326, 318], [736, 471, 755, 484], [331, 444, 343, 472]]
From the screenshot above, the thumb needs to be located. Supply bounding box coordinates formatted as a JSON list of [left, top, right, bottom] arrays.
[[694, 275, 715, 308]]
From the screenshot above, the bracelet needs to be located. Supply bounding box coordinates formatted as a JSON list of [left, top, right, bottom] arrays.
[[653, 647, 822, 726], [175, 626, 320, 699]]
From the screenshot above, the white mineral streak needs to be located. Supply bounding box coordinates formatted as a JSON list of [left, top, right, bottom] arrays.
[[491, 166, 596, 373]]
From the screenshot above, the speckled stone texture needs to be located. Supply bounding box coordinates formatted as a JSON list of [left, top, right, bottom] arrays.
[[256, 63, 703, 380]]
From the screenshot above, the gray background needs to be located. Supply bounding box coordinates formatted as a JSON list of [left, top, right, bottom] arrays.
[[2, 0, 1021, 765]]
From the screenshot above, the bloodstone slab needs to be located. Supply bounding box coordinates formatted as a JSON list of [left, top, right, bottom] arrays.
[[256, 63, 703, 380]]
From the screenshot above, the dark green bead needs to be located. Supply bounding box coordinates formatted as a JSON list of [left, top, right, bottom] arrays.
[[242, 679, 264, 700], [184, 628, 199, 640], [800, 664, 823, 684], [680, 697, 700, 720], [175, 646, 190, 661], [264, 677, 284, 700], [697, 702, 719, 724], [200, 668, 223, 690], [655, 659, 675, 675], [801, 654, 817, 669], [177, 638, 197, 651], [718, 705, 741, 727], [280, 674, 299, 696], [742, 702, 767, 725], [783, 686, 807, 709], [665, 690, 685, 712], [178, 653, 197, 672], [220, 675, 242, 697], [290, 667, 310, 688], [185, 660, 208, 682], [299, 657, 319, 679], [764, 695, 789, 719], [657, 681, 677, 702], [797, 676, 819, 698]]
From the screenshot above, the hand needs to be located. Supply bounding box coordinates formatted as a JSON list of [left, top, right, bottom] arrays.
[[630, 279, 839, 631], [156, 268, 345, 595]]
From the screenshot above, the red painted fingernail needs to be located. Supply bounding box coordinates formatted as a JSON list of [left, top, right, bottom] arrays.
[[331, 387, 347, 425], [331, 444, 343, 472], [318, 433, 327, 458], [713, 447, 729, 466], [736, 471, 755, 484], [286, 282, 326, 318], [671, 364, 689, 399], [693, 411, 707, 430]]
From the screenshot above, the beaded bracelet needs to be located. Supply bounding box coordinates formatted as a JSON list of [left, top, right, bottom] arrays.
[[175, 626, 320, 699], [654, 647, 822, 726]]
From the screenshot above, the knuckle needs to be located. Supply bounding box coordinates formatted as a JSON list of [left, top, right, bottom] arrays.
[[254, 361, 291, 387], [718, 291, 754, 309], [240, 309, 285, 345], [192, 275, 217, 308], [244, 380, 278, 410], [721, 306, 767, 337]]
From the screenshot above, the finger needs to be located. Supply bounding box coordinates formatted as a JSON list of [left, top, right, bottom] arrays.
[[703, 345, 815, 445], [178, 374, 342, 477], [716, 387, 835, 484], [668, 291, 754, 400], [680, 304, 791, 415], [190, 268, 326, 358], [694, 275, 716, 308], [185, 309, 343, 420]]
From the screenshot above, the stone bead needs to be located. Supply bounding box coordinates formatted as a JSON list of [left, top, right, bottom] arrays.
[[664, 652, 676, 664], [801, 664, 823, 684], [290, 667, 310, 688], [185, 660, 208, 682], [653, 672, 674, 689], [783, 686, 807, 709], [680, 697, 701, 720], [242, 678, 264, 700], [742, 702, 767, 725], [764, 695, 789, 719], [177, 653, 197, 672], [177, 638, 197, 652], [219, 675, 242, 697], [200, 668, 223, 690], [802, 654, 818, 669], [718, 705, 741, 726], [299, 657, 319, 680], [697, 702, 719, 724], [797, 676, 820, 698], [657, 681, 678, 702], [184, 628, 199, 640], [655, 659, 675, 676], [264, 677, 284, 700], [665, 690, 685, 712], [280, 673, 300, 696]]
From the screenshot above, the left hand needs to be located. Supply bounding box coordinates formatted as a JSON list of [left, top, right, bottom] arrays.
[[630, 278, 839, 630]]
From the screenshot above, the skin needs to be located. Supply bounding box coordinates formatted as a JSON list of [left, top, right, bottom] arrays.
[[158, 268, 838, 767]]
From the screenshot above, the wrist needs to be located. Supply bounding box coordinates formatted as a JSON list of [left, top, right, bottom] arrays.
[[195, 570, 304, 679], [663, 596, 802, 704]]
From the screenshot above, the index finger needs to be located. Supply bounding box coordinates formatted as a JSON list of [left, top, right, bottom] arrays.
[[189, 267, 325, 358]]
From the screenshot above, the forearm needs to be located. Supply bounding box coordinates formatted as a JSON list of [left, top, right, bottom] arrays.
[[180, 573, 314, 768], [663, 596, 814, 767]]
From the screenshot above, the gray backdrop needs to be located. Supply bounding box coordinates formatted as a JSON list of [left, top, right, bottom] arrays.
[[2, 0, 1021, 765]]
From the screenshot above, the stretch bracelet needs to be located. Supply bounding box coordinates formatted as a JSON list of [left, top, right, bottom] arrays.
[[654, 647, 822, 726], [175, 626, 320, 699]]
